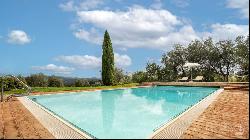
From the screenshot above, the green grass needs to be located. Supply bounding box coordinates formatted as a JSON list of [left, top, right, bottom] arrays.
[[3, 89, 27, 95], [3, 83, 139, 95]]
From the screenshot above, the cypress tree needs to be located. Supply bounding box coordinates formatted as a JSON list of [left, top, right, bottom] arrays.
[[102, 30, 115, 85]]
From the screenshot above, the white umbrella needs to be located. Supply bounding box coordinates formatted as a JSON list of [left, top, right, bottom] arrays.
[[183, 63, 201, 68], [183, 62, 201, 81]]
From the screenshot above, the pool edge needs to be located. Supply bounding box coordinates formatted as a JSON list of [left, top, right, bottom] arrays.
[[148, 88, 224, 139], [18, 96, 94, 139], [30, 85, 152, 96]]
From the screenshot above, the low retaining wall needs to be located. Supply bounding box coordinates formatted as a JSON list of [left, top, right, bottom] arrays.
[[141, 82, 249, 88]]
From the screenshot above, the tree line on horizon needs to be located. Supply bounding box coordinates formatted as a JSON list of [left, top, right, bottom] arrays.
[[132, 35, 249, 83], [0, 70, 133, 91], [0, 74, 103, 91]]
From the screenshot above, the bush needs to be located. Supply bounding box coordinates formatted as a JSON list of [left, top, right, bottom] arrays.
[[25, 73, 48, 87], [89, 80, 102, 86], [228, 75, 238, 82], [113, 67, 132, 85], [0, 75, 28, 91], [93, 81, 102, 86], [132, 71, 147, 83], [0, 77, 15, 91], [75, 79, 90, 87], [123, 75, 132, 84], [242, 75, 249, 82], [48, 76, 64, 87], [229, 75, 249, 82], [213, 74, 225, 82]]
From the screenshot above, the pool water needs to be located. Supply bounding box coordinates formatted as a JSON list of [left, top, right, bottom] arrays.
[[29, 86, 219, 139]]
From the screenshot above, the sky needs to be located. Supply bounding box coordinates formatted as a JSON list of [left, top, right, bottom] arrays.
[[0, 0, 249, 78]]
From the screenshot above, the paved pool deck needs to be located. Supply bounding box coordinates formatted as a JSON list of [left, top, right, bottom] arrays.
[[180, 89, 249, 139], [152, 89, 249, 139], [0, 98, 54, 139], [0, 82, 249, 139]]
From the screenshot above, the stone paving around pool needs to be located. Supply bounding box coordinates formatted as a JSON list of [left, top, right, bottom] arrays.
[[180, 89, 249, 139], [0, 98, 54, 139]]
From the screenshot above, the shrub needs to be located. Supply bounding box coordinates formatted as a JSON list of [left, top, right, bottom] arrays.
[[132, 71, 147, 83], [25, 73, 48, 87], [75, 79, 90, 87], [48, 76, 64, 87]]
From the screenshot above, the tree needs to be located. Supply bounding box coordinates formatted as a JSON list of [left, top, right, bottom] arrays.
[[132, 71, 147, 83], [145, 62, 161, 82], [161, 44, 187, 80], [185, 40, 207, 80], [157, 67, 172, 81], [186, 38, 219, 82], [235, 35, 249, 76], [216, 40, 236, 81], [201, 37, 220, 82], [0, 77, 15, 91], [25, 73, 48, 87], [114, 67, 125, 85], [123, 74, 132, 84], [48, 76, 64, 87], [113, 67, 132, 84], [135, 35, 248, 83], [186, 40, 206, 64], [102, 30, 115, 86]]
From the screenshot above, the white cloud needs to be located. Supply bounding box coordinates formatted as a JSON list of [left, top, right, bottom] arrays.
[[32, 64, 75, 74], [55, 55, 102, 69], [75, 7, 197, 50], [74, 28, 102, 44], [55, 53, 132, 69], [201, 23, 249, 41], [59, 0, 103, 11], [7, 30, 31, 45], [114, 53, 132, 67], [67, 5, 248, 50], [77, 7, 181, 32], [226, 0, 249, 19]]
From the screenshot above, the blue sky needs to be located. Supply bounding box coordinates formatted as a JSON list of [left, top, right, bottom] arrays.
[[0, 0, 249, 78]]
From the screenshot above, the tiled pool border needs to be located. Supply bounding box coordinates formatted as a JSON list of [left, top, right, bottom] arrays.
[[19, 86, 223, 139], [152, 87, 220, 131], [150, 88, 224, 139], [18, 96, 93, 139]]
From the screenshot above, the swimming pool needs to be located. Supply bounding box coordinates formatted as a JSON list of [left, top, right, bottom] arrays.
[[29, 86, 219, 139]]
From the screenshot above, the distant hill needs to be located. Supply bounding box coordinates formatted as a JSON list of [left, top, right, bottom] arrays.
[[56, 76, 101, 86]]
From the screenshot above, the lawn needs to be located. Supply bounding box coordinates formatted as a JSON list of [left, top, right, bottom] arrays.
[[3, 83, 139, 95]]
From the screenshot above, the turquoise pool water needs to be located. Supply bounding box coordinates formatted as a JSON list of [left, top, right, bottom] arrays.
[[29, 86, 219, 139]]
